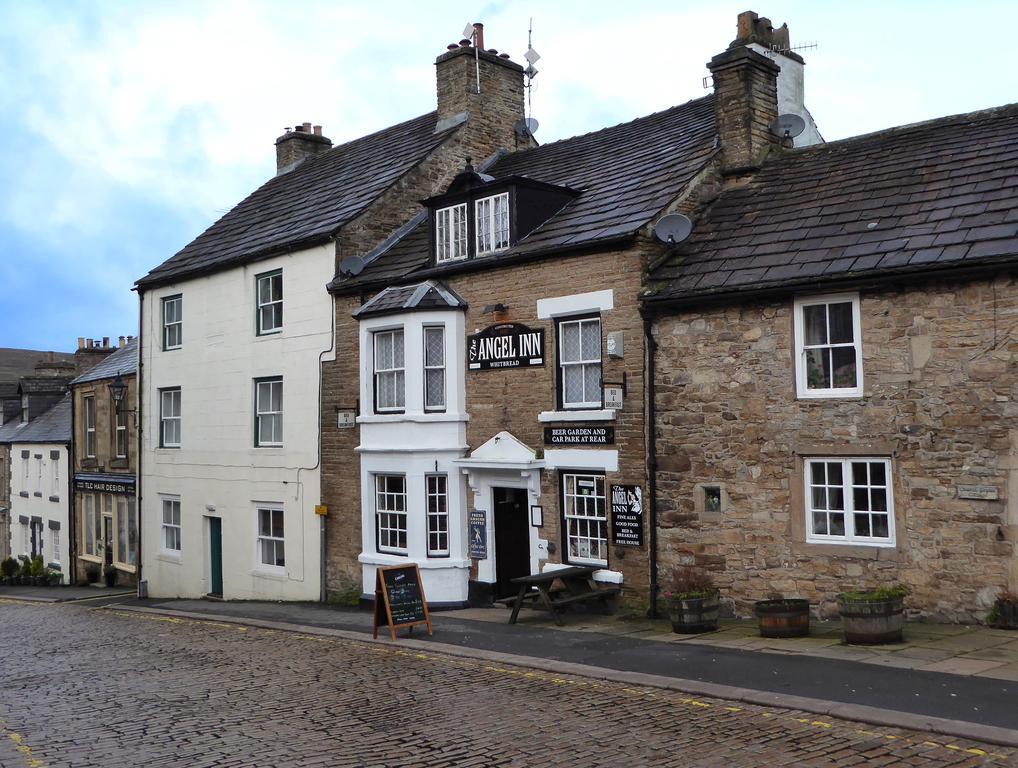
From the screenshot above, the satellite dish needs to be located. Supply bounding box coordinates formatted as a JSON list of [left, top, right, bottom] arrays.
[[514, 117, 539, 137], [338, 256, 365, 277], [653, 213, 693, 245], [770, 113, 806, 139]]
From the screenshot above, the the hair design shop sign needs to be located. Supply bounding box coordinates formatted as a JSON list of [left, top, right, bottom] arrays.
[[467, 323, 545, 370], [611, 484, 644, 546], [74, 476, 135, 495]]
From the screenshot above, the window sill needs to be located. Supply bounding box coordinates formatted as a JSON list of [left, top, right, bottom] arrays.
[[256, 329, 283, 338], [538, 409, 615, 423], [796, 389, 864, 400], [33, 492, 42, 498], [358, 552, 471, 569], [113, 562, 137, 574], [48, 496, 60, 503], [19, 491, 29, 498], [79, 554, 103, 564], [358, 413, 469, 424], [155, 552, 182, 564], [805, 536, 895, 549], [251, 567, 287, 581]]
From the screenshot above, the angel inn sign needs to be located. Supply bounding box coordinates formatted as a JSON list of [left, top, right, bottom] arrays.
[[467, 323, 545, 370]]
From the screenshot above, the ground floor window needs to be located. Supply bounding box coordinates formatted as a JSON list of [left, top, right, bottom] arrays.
[[257, 507, 285, 569], [83, 495, 96, 556], [805, 457, 894, 546], [52, 528, 60, 564], [561, 473, 608, 566], [426, 474, 449, 557], [161, 497, 181, 553], [375, 474, 407, 554]]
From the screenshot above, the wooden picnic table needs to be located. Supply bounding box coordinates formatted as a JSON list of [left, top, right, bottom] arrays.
[[506, 565, 621, 626]]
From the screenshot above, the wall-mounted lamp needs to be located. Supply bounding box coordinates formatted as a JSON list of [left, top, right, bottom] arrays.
[[107, 372, 136, 416], [482, 303, 508, 315]]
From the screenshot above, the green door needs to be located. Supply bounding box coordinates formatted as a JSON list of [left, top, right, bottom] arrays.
[[209, 517, 223, 596]]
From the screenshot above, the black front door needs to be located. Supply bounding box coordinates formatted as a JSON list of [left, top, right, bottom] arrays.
[[493, 487, 531, 599]]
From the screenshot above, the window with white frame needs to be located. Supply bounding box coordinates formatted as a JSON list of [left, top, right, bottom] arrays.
[[21, 521, 29, 556], [52, 528, 60, 565], [84, 395, 96, 458], [794, 294, 863, 397], [805, 458, 894, 546], [21, 455, 28, 487], [374, 329, 405, 412], [426, 475, 449, 557], [162, 295, 182, 350], [475, 193, 509, 255], [161, 497, 181, 552], [35, 456, 42, 493], [375, 474, 407, 554], [255, 377, 283, 447], [115, 407, 128, 459], [21, 394, 28, 423], [562, 473, 608, 566], [423, 326, 446, 411], [50, 455, 59, 497], [84, 494, 96, 556], [435, 203, 468, 263], [558, 317, 602, 408], [159, 388, 181, 447], [257, 506, 285, 569], [256, 270, 283, 335]]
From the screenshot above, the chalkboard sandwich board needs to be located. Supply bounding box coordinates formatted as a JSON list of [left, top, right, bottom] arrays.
[[373, 564, 433, 641]]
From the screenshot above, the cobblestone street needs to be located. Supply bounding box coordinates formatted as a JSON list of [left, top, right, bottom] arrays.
[[0, 600, 1014, 767]]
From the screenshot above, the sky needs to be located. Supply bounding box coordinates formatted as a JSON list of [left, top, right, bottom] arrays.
[[0, 1, 1014, 351]]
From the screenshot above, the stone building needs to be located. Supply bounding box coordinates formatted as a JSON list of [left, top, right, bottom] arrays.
[[71, 338, 139, 587], [644, 93, 1018, 619], [319, 16, 821, 606]]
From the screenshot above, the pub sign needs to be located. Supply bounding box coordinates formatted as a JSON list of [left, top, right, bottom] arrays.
[[611, 484, 644, 546], [467, 323, 545, 370], [468, 509, 487, 559]]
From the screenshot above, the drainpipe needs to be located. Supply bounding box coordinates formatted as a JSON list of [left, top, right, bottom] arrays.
[[643, 313, 660, 619], [68, 395, 76, 585], [135, 290, 144, 596]]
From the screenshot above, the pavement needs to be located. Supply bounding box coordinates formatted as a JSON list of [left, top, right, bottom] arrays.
[[0, 598, 1014, 767]]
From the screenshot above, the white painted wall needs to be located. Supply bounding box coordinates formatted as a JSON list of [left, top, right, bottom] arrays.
[[9, 442, 68, 580], [748, 43, 824, 148], [139, 244, 335, 600]]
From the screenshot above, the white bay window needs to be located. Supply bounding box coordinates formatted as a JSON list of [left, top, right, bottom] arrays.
[[374, 329, 405, 412]]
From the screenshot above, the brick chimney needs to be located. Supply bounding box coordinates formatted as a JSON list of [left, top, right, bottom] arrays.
[[435, 22, 534, 160], [275, 122, 333, 175], [74, 336, 118, 374], [708, 12, 782, 182]]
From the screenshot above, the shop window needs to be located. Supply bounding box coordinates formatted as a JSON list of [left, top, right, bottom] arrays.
[[84, 495, 96, 556], [375, 474, 407, 554], [562, 473, 608, 567], [794, 294, 863, 398], [256, 270, 283, 335], [805, 458, 894, 546]]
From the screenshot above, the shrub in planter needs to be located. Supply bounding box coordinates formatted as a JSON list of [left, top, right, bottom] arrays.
[[988, 591, 1018, 630], [85, 564, 100, 584], [28, 556, 46, 586], [1, 557, 18, 583], [46, 570, 63, 587], [837, 585, 910, 645], [665, 568, 720, 634], [754, 598, 811, 638], [103, 564, 119, 588]]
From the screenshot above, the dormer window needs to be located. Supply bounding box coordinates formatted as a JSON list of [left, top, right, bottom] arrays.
[[475, 193, 509, 254], [435, 203, 468, 263]]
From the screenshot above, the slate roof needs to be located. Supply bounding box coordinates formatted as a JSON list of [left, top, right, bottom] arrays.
[[71, 339, 138, 385], [136, 112, 460, 289], [352, 281, 467, 318], [2, 395, 70, 445], [645, 103, 1018, 305], [330, 97, 718, 293]]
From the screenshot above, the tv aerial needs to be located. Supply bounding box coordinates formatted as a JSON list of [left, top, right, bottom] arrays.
[[770, 113, 806, 143], [338, 256, 365, 277], [653, 213, 693, 245]]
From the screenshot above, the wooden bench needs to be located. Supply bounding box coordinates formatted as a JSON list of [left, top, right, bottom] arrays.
[[506, 566, 621, 626]]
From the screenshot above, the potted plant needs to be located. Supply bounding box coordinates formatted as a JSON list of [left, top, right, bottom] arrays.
[[28, 556, 46, 586], [665, 568, 720, 633], [16, 556, 30, 585], [837, 584, 910, 644], [754, 598, 811, 638], [85, 564, 100, 584], [988, 591, 1018, 630], [0, 557, 17, 585], [103, 564, 119, 588], [46, 569, 63, 587]]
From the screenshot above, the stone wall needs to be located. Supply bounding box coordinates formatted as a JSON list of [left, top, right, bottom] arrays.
[[653, 274, 1018, 622]]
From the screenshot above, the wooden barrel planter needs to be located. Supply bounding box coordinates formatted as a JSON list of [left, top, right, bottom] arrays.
[[992, 597, 1018, 630], [754, 599, 810, 638], [837, 594, 906, 644], [668, 593, 720, 634]]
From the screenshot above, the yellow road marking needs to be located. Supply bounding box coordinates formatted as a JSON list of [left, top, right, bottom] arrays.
[[0, 717, 46, 768]]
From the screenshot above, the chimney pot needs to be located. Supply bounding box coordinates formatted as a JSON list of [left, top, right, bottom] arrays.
[[313, 125, 322, 136], [77, 337, 85, 350], [472, 22, 484, 50], [498, 53, 510, 59], [118, 336, 126, 347], [302, 121, 312, 132], [102, 336, 109, 348], [447, 43, 459, 50], [459, 39, 470, 47]]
